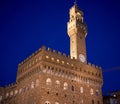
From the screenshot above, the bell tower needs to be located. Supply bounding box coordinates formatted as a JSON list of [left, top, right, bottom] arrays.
[[67, 3, 87, 63]]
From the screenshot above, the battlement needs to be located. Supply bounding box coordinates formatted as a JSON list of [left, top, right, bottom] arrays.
[[18, 46, 102, 72], [87, 62, 102, 70], [5, 82, 17, 89], [18, 47, 42, 66], [44, 46, 102, 70]]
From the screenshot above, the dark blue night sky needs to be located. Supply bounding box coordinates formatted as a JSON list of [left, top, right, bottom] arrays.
[[0, 0, 120, 94]]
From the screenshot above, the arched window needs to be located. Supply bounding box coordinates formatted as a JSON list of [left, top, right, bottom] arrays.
[[14, 90, 18, 95], [55, 80, 60, 88], [96, 90, 99, 96], [10, 91, 13, 96], [92, 100, 94, 104], [36, 79, 39, 87], [45, 101, 51, 104], [63, 82, 68, 90], [19, 88, 22, 94], [97, 101, 100, 104], [55, 102, 59, 104], [31, 81, 34, 88], [81, 99, 84, 103], [90, 88, 94, 95], [80, 87, 83, 93], [6, 93, 9, 97], [46, 78, 52, 86], [72, 85, 75, 91], [0, 96, 2, 101], [73, 100, 75, 104]]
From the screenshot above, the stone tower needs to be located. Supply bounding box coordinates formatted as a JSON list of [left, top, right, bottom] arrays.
[[67, 3, 87, 63]]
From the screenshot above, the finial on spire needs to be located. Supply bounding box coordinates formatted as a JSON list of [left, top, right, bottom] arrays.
[[74, 0, 77, 6]]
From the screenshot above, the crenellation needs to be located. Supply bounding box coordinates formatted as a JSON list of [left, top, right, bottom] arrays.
[[95, 65, 98, 69], [41, 45, 46, 51], [35, 49, 39, 54], [88, 62, 91, 66], [18, 49, 43, 69], [31, 53, 35, 57], [29, 55, 32, 59], [38, 48, 41, 51], [58, 51, 62, 55], [44, 50, 103, 80], [53, 49, 57, 54], [63, 53, 66, 57], [1, 3, 103, 104], [47, 47, 52, 52], [92, 64, 95, 68], [86, 62, 102, 72], [99, 67, 102, 70], [67, 55, 70, 59]]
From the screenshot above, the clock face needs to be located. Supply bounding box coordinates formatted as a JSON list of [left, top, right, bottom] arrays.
[[79, 54, 85, 62]]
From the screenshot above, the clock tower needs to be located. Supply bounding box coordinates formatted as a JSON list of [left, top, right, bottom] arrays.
[[67, 3, 87, 62]]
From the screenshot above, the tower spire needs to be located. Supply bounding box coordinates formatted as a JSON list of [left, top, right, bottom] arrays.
[[67, 1, 87, 62], [74, 0, 77, 6]]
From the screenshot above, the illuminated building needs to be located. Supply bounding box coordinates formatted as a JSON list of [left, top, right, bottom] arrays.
[[0, 3, 103, 104]]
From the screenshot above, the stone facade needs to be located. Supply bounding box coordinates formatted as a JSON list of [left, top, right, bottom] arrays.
[[0, 3, 103, 104]]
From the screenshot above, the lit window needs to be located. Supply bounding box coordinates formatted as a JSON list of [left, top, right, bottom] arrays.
[[51, 57, 54, 61], [39, 56, 41, 60], [0, 96, 2, 101], [55, 80, 60, 88], [46, 78, 52, 86], [81, 99, 84, 103], [63, 82, 68, 90], [36, 58, 38, 62], [31, 82, 34, 89], [46, 56, 49, 59], [62, 61, 64, 64], [67, 62, 69, 65], [29, 63, 31, 67], [15, 90, 18, 95], [19, 88, 22, 94], [80, 87, 83, 93], [10, 91, 13, 96], [57, 59, 59, 63], [32, 60, 35, 64], [36, 79, 39, 87], [90, 88, 94, 95], [6, 93, 9, 97], [45, 101, 51, 104], [87, 79, 90, 84]]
